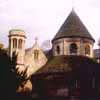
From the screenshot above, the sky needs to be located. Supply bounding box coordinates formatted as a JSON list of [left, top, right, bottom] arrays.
[[0, 0, 100, 49]]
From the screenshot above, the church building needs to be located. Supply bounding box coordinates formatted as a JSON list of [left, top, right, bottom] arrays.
[[8, 10, 95, 75], [8, 9, 100, 99], [8, 29, 47, 76], [52, 10, 95, 57]]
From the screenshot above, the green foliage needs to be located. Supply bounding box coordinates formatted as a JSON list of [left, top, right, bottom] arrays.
[[11, 51, 30, 91], [0, 49, 15, 99], [0, 43, 4, 49], [16, 67, 29, 89]]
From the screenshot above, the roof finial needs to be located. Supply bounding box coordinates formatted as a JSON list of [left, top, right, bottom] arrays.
[[72, 7, 74, 12], [35, 36, 38, 44], [72, 0, 75, 12]]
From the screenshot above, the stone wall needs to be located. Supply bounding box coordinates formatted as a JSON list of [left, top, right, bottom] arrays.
[[24, 43, 47, 76], [52, 38, 94, 58]]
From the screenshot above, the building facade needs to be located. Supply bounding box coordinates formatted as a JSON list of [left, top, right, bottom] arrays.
[[52, 10, 95, 58], [8, 10, 100, 95], [31, 10, 99, 99], [8, 10, 96, 76]]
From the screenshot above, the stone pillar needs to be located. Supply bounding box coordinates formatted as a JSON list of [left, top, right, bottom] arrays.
[[9, 38, 11, 57], [80, 39, 84, 56], [9, 37, 14, 58], [17, 38, 19, 49], [90, 44, 94, 58], [66, 42, 69, 55]]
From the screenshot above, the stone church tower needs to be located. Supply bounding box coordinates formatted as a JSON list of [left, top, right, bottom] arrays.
[[8, 29, 26, 69], [8, 29, 47, 76], [24, 37, 47, 76], [8, 30, 47, 92], [52, 10, 95, 58]]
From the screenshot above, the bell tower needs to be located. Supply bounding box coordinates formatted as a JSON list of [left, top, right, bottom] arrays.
[[8, 29, 26, 65]]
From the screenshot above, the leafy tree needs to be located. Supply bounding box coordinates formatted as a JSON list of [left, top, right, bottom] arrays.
[[16, 67, 29, 91], [0, 49, 15, 99], [0, 43, 4, 49]]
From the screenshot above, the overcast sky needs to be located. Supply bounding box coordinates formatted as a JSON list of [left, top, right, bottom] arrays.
[[0, 0, 100, 49]]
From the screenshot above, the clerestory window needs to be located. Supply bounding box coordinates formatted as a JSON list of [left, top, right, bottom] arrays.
[[13, 38, 17, 48], [56, 45, 60, 54], [70, 43, 78, 55], [85, 45, 90, 55], [18, 39, 23, 49]]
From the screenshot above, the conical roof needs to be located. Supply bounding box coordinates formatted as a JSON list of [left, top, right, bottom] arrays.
[[52, 10, 95, 42], [34, 55, 95, 75]]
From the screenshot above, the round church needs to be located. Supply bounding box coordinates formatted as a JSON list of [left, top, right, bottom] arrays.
[[52, 10, 95, 57]]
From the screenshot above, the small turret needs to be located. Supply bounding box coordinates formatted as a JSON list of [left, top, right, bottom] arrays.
[[8, 29, 26, 65]]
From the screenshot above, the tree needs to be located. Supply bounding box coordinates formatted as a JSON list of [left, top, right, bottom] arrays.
[[0, 43, 4, 49], [0, 49, 15, 99]]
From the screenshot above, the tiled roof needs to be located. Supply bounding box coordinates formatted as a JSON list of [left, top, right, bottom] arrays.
[[34, 55, 95, 75], [52, 10, 95, 42]]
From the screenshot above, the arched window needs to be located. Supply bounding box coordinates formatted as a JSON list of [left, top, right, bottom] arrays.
[[85, 45, 90, 55], [34, 50, 39, 60], [18, 39, 23, 49], [13, 38, 17, 48], [56, 45, 60, 54], [70, 43, 78, 55]]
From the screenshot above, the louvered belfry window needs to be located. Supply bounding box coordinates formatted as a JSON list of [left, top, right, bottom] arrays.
[[13, 38, 17, 48]]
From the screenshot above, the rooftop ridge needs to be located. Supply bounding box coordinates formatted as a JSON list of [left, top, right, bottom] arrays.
[[52, 10, 95, 42]]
